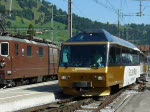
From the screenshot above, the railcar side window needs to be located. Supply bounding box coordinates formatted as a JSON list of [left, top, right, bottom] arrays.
[[148, 56, 150, 66], [122, 48, 132, 64], [39, 47, 44, 57], [121, 47, 139, 65], [132, 51, 140, 65], [15, 44, 19, 56], [109, 46, 140, 66], [27, 46, 32, 56], [1, 42, 9, 56], [109, 45, 121, 66]]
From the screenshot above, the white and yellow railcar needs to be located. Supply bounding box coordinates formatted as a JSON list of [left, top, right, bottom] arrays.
[[58, 29, 147, 96]]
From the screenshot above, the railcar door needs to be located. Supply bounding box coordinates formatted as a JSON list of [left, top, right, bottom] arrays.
[[107, 45, 124, 87]]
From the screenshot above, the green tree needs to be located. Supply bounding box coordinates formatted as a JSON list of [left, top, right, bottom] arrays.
[[27, 24, 35, 36], [6, 21, 12, 28], [21, 18, 24, 24]]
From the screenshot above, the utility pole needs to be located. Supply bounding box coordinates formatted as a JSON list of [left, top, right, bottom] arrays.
[[0, 0, 12, 32], [68, 0, 72, 38], [118, 9, 120, 37], [140, 0, 142, 16], [9, 0, 12, 16], [126, 29, 129, 41], [51, 5, 54, 42], [132, 0, 150, 16]]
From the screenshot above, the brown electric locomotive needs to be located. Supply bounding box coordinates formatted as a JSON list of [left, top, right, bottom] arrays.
[[0, 35, 59, 86]]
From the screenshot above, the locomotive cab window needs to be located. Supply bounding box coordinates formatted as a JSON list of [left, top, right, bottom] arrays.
[[1, 42, 9, 56]]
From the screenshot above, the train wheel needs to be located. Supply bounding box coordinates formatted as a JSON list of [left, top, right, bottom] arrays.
[[15, 80, 22, 86], [0, 84, 5, 88], [23, 79, 30, 85], [43, 76, 48, 82], [29, 77, 37, 84], [7, 80, 16, 87], [54, 75, 58, 80], [51, 75, 57, 80]]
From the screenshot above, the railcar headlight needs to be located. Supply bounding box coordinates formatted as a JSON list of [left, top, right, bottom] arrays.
[[61, 76, 67, 80], [61, 75, 70, 80], [94, 76, 105, 81]]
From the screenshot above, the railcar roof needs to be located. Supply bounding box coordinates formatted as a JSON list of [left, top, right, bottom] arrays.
[[65, 29, 139, 51]]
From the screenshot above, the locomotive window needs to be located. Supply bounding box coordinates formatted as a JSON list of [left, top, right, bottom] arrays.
[[39, 47, 44, 57], [27, 46, 32, 56], [50, 48, 58, 63], [1, 42, 9, 56], [15, 44, 19, 56], [53, 49, 58, 63]]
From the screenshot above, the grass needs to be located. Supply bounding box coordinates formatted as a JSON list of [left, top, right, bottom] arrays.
[[2, 0, 70, 43]]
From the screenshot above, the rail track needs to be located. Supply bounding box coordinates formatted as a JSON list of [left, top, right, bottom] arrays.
[[18, 81, 146, 112]]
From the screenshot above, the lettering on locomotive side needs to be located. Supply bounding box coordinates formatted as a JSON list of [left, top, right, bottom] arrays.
[[72, 68, 91, 71], [128, 68, 137, 76]]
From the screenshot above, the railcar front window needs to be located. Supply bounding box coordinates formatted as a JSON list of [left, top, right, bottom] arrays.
[[1, 43, 9, 56], [60, 45, 107, 68]]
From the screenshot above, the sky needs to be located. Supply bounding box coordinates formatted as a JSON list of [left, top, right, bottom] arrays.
[[47, 0, 150, 25]]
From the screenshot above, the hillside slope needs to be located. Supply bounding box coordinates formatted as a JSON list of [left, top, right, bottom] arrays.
[[0, 0, 149, 45], [1, 0, 69, 42]]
